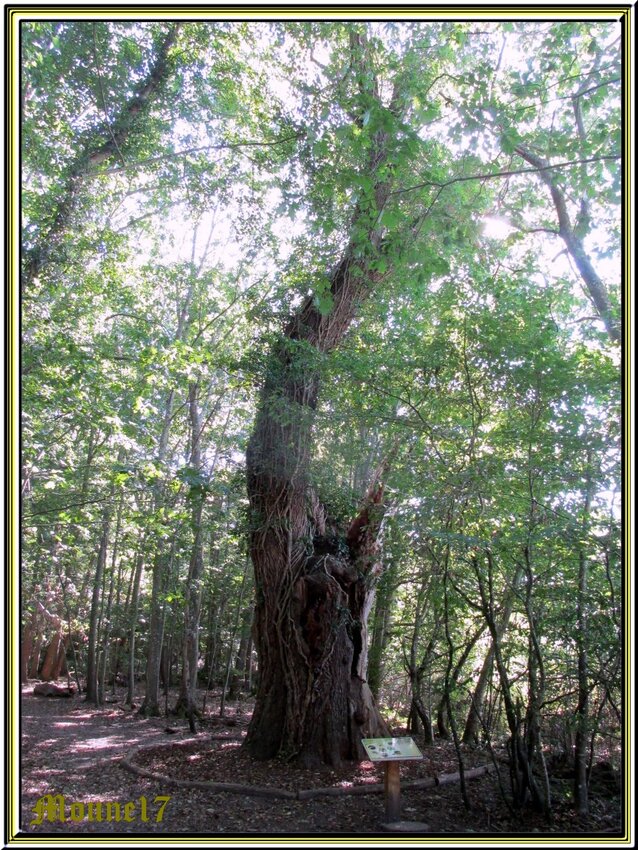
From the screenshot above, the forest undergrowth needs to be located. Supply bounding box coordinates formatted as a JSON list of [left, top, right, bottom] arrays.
[[20, 683, 622, 838]]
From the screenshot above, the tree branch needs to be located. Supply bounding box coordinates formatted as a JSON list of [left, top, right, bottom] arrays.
[[390, 154, 620, 199], [86, 133, 305, 178], [514, 144, 620, 344], [22, 24, 181, 289]]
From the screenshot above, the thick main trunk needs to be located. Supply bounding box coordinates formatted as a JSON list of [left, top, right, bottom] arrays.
[[244, 518, 390, 766], [244, 282, 392, 766], [244, 254, 396, 764], [40, 633, 67, 681], [244, 30, 402, 766]]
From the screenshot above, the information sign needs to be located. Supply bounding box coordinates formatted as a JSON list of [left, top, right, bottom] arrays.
[[362, 737, 423, 762]]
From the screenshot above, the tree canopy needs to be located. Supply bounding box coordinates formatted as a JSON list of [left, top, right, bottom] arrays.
[[13, 13, 626, 825]]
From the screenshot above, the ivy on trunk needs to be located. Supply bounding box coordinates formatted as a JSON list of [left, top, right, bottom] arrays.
[[244, 31, 403, 766]]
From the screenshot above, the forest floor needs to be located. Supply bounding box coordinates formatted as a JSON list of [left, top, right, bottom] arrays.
[[19, 682, 623, 840]]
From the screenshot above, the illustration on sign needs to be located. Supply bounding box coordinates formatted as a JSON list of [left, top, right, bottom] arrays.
[[362, 737, 423, 762]]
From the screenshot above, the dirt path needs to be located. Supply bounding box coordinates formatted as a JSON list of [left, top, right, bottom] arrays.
[[21, 684, 200, 834], [19, 683, 481, 837], [19, 684, 622, 839]]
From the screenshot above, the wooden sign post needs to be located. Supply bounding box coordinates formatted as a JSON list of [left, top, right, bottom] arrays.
[[362, 737, 429, 831], [383, 759, 401, 822]]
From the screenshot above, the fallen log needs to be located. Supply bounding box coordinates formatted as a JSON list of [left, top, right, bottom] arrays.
[[297, 776, 438, 800], [33, 682, 75, 698], [297, 783, 384, 799], [121, 742, 297, 800], [122, 737, 492, 801], [436, 765, 493, 786]]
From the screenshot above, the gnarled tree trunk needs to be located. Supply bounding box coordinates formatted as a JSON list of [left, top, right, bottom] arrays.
[[245, 441, 392, 766], [244, 31, 402, 767]]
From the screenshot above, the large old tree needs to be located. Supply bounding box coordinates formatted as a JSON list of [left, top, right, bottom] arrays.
[[244, 30, 408, 766], [18, 16, 621, 801]]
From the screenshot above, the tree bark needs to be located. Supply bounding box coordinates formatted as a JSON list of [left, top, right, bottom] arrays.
[[220, 561, 250, 718], [139, 543, 173, 716], [227, 606, 253, 700], [99, 491, 123, 699], [244, 30, 401, 766], [405, 579, 439, 744], [436, 623, 486, 739], [40, 632, 66, 681], [22, 605, 41, 683], [125, 547, 145, 706], [244, 472, 392, 766], [202, 590, 226, 713], [472, 551, 545, 811], [139, 388, 175, 716], [367, 569, 395, 700]]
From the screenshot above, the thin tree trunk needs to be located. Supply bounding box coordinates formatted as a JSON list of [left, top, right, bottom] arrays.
[[108, 536, 127, 693], [405, 577, 440, 745], [514, 144, 619, 343], [139, 388, 175, 716], [85, 507, 111, 704], [367, 569, 396, 700], [463, 563, 524, 745], [472, 553, 531, 809], [174, 382, 206, 728], [21, 606, 40, 683], [463, 648, 494, 745], [220, 562, 250, 717], [243, 629, 254, 691], [29, 630, 44, 679], [575, 453, 594, 815], [202, 591, 226, 713], [523, 545, 551, 818], [125, 546, 145, 706], [139, 544, 171, 716], [99, 491, 123, 699], [228, 607, 252, 701], [442, 557, 470, 809], [436, 622, 486, 739]]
